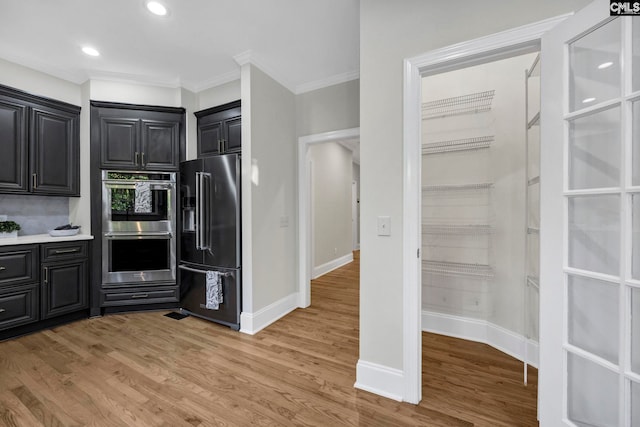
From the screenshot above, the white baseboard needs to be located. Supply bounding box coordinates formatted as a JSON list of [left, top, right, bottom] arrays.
[[354, 360, 404, 402], [312, 252, 353, 279], [422, 310, 539, 368], [239, 293, 298, 335]]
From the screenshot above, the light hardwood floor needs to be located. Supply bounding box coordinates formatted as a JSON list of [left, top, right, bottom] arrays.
[[0, 253, 538, 426]]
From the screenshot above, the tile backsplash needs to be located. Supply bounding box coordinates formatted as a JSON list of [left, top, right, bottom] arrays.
[[0, 195, 69, 236]]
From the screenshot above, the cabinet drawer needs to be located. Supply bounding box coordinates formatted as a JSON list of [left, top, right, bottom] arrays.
[[0, 284, 39, 331], [41, 241, 88, 262], [0, 245, 38, 286], [100, 286, 179, 306]]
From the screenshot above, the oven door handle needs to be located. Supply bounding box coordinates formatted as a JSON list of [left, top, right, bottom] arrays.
[[104, 232, 172, 240]]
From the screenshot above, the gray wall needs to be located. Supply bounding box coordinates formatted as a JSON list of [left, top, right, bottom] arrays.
[[296, 79, 359, 137], [246, 64, 297, 312], [309, 142, 353, 270], [359, 0, 592, 374]]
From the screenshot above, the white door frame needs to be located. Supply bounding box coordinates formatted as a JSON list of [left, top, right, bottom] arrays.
[[297, 127, 360, 308], [402, 15, 570, 404], [352, 180, 359, 251]]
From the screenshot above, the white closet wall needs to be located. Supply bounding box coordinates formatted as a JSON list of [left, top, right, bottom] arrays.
[[421, 53, 538, 358]]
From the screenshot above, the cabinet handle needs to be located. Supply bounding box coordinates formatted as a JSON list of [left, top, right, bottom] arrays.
[[32, 173, 37, 189], [141, 152, 145, 166], [131, 294, 149, 299], [0, 266, 5, 271], [217, 139, 222, 153], [0, 308, 5, 314], [54, 248, 79, 254], [135, 152, 140, 165], [43, 266, 48, 283], [221, 139, 226, 152]]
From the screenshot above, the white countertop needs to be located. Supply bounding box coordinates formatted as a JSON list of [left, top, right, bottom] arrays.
[[0, 233, 94, 247]]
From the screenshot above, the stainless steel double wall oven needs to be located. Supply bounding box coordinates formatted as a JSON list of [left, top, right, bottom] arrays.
[[101, 170, 176, 285]]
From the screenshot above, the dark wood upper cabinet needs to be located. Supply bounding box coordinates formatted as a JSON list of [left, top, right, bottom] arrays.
[[92, 102, 185, 171], [195, 100, 241, 157], [99, 117, 140, 170], [141, 119, 180, 170], [0, 84, 80, 196], [30, 105, 79, 195], [0, 95, 28, 193]]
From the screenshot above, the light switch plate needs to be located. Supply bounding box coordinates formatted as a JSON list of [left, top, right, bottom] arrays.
[[377, 216, 391, 236]]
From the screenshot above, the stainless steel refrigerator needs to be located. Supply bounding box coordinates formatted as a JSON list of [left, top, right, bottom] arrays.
[[179, 154, 241, 330]]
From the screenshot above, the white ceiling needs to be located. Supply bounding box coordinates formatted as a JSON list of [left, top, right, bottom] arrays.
[[0, 0, 360, 94]]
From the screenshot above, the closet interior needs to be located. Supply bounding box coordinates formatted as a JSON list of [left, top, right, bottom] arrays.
[[421, 52, 541, 371]]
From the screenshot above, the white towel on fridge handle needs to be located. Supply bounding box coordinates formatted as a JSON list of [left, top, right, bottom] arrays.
[[205, 271, 223, 310]]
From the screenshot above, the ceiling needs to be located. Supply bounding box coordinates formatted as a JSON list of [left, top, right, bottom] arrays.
[[0, 0, 360, 94]]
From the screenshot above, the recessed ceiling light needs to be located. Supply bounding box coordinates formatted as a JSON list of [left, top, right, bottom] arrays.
[[82, 46, 100, 57], [598, 61, 614, 69], [147, 1, 167, 16], [582, 97, 596, 104]]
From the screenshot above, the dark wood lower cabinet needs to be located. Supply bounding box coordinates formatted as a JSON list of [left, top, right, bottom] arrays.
[[42, 259, 88, 319], [0, 283, 39, 331], [0, 240, 90, 340]]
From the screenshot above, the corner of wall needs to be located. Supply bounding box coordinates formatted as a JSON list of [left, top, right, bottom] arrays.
[[354, 360, 405, 402]]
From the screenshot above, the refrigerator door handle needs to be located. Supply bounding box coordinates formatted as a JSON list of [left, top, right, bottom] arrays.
[[195, 172, 201, 250], [202, 172, 212, 251], [179, 264, 232, 276]]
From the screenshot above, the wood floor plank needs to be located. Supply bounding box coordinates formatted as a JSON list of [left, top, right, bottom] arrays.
[[0, 251, 539, 426]]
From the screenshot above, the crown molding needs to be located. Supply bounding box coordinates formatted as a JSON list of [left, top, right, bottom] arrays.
[[182, 69, 241, 93], [295, 69, 359, 94], [233, 50, 296, 93], [0, 52, 87, 84]]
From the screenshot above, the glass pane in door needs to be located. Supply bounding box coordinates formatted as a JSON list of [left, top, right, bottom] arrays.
[[568, 275, 619, 363], [634, 194, 640, 280], [569, 18, 621, 112], [634, 19, 640, 92], [568, 195, 620, 275], [568, 353, 619, 427], [568, 106, 620, 190], [632, 381, 640, 426], [633, 102, 640, 186], [633, 288, 640, 374]]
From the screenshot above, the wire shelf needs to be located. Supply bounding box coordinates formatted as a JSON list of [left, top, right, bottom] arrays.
[[422, 260, 494, 278], [422, 224, 492, 235], [422, 136, 494, 155], [422, 90, 495, 120], [422, 182, 493, 192]]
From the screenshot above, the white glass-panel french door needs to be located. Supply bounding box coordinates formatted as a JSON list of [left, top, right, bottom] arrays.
[[541, 0, 640, 425]]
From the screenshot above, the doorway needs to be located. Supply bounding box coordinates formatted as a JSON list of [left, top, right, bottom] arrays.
[[420, 52, 540, 371], [405, 1, 638, 424], [297, 127, 360, 308], [401, 15, 567, 406]]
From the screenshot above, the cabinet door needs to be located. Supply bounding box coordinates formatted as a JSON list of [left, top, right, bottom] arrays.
[[30, 105, 80, 196], [223, 116, 242, 153], [41, 259, 88, 319], [141, 119, 180, 171], [198, 120, 223, 157], [0, 96, 28, 193], [100, 117, 140, 170]]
